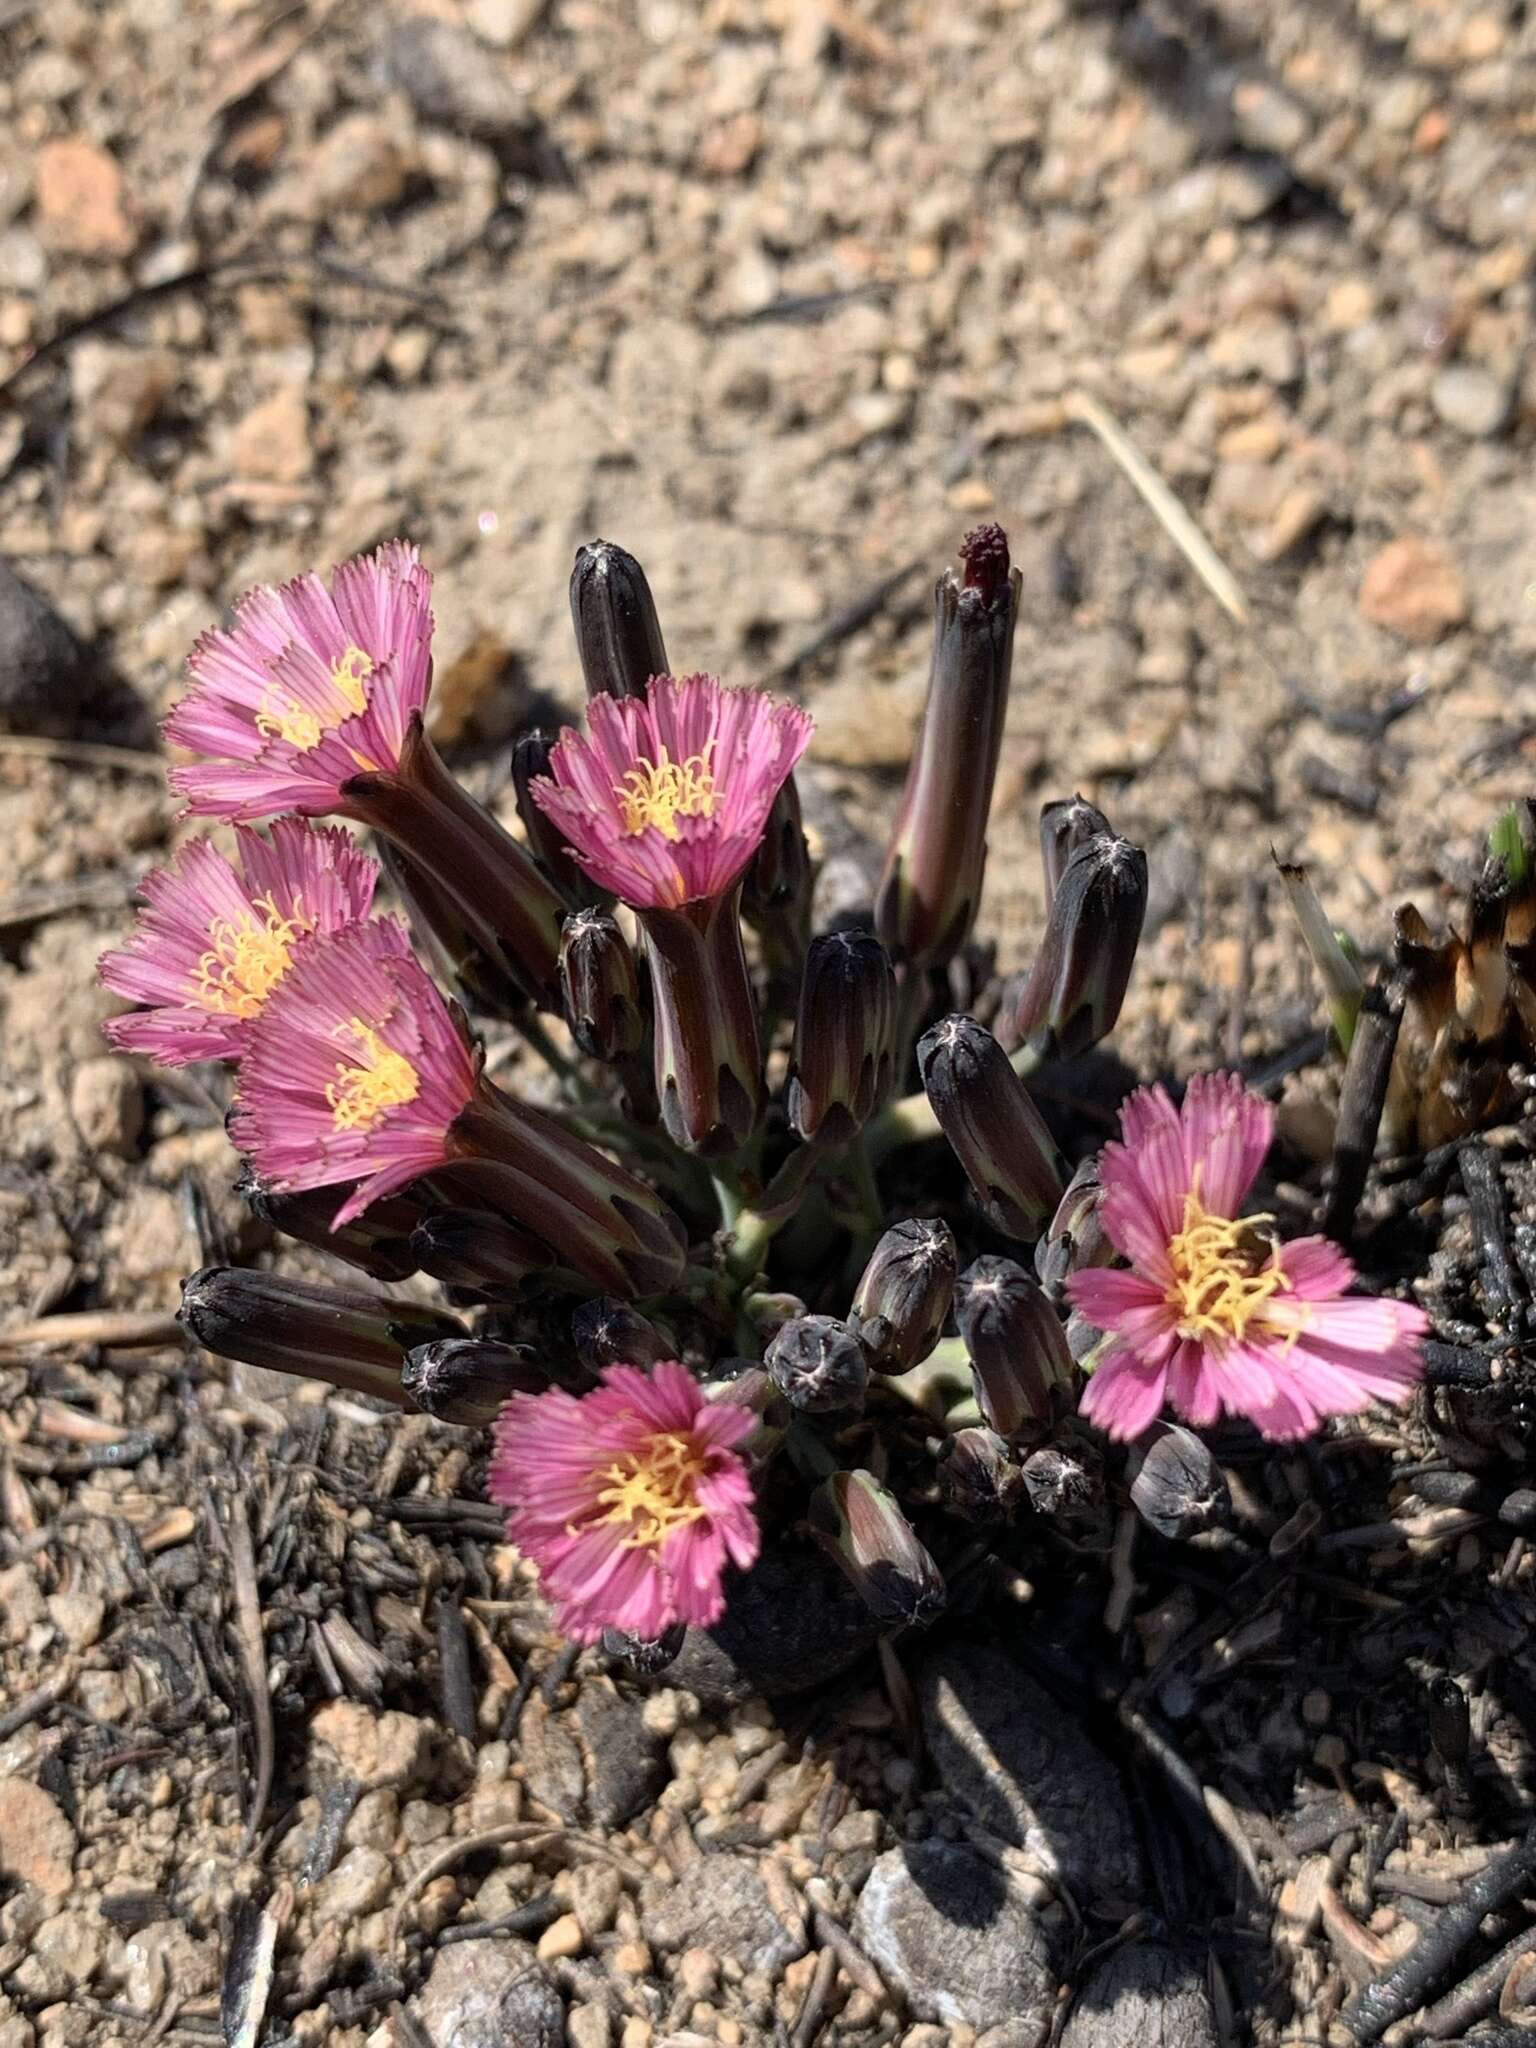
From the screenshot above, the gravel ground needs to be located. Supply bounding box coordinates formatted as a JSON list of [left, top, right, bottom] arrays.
[[4, 2, 1536, 2044]]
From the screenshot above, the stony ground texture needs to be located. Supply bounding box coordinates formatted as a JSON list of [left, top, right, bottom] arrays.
[[3, 0, 1536, 2044]]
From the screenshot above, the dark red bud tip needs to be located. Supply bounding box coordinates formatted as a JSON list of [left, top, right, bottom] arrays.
[[960, 523, 1010, 601]]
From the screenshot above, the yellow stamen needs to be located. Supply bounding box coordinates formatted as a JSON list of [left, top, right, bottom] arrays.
[[254, 645, 375, 753], [326, 1018, 420, 1133], [1164, 1190, 1295, 1344], [592, 1430, 709, 1551], [191, 893, 313, 1018], [615, 743, 717, 841]]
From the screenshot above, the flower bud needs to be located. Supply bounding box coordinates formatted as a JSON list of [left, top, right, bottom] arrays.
[[571, 1296, 668, 1372], [849, 1218, 957, 1374], [764, 1314, 869, 1413], [1020, 1442, 1101, 1522], [875, 525, 1021, 969], [917, 1015, 1065, 1238], [402, 1337, 546, 1424], [743, 776, 812, 936], [569, 539, 669, 702], [1010, 834, 1148, 1060], [376, 837, 537, 1020], [807, 1470, 946, 1627], [938, 1427, 1026, 1524], [409, 1208, 555, 1293], [787, 929, 896, 1143], [954, 1255, 1074, 1438], [640, 892, 763, 1156], [1039, 795, 1111, 903], [1128, 1426, 1229, 1539], [179, 1267, 462, 1401], [1033, 1157, 1112, 1298], [235, 1164, 421, 1283], [514, 731, 600, 908], [560, 910, 646, 1062], [600, 1623, 687, 1676]]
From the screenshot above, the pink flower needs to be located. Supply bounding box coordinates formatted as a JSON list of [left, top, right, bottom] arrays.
[[99, 819, 378, 1065], [489, 1361, 761, 1643], [231, 919, 478, 1226], [1067, 1072, 1428, 1442], [165, 541, 434, 820], [531, 674, 813, 911]]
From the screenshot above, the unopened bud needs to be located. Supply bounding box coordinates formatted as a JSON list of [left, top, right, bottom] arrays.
[[571, 1296, 668, 1372], [179, 1267, 462, 1401], [807, 1470, 946, 1627], [917, 1015, 1065, 1238], [514, 731, 600, 908], [875, 526, 1020, 969], [954, 1255, 1074, 1438], [601, 1623, 687, 1676], [410, 1208, 555, 1293], [1020, 1442, 1100, 1520], [787, 929, 896, 1143], [743, 776, 812, 935], [570, 539, 669, 702], [402, 1337, 545, 1424], [235, 1164, 420, 1283], [1039, 795, 1111, 903], [939, 1427, 1025, 1524], [1033, 1158, 1111, 1298], [560, 910, 646, 1062], [849, 1218, 957, 1374], [376, 837, 536, 1020], [1128, 1426, 1228, 1539], [1011, 834, 1147, 1060], [764, 1314, 869, 1413]]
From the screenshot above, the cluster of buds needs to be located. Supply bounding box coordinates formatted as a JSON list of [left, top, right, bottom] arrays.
[[98, 520, 1425, 1658]]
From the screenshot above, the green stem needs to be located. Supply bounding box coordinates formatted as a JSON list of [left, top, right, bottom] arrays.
[[724, 1203, 780, 1286]]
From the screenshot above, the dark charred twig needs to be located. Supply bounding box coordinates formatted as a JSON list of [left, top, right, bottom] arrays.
[[789, 1944, 839, 2048], [225, 1503, 275, 1847], [498, 1659, 538, 1742], [1412, 1921, 1536, 2041], [0, 1666, 75, 1739], [301, 1780, 362, 1886], [769, 558, 927, 683], [1324, 977, 1405, 1246], [437, 1893, 565, 1945], [1422, 1340, 1501, 1390], [1340, 1822, 1536, 2042], [436, 1594, 477, 1741], [1298, 753, 1380, 817], [539, 1641, 580, 1703], [1460, 1141, 1528, 1333], [0, 1309, 184, 1354]]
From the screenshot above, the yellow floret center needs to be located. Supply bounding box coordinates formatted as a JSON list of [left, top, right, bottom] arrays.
[[255, 645, 375, 752], [192, 893, 313, 1018], [592, 1430, 709, 1551], [1164, 1190, 1291, 1344], [615, 744, 717, 841], [326, 1018, 420, 1133]]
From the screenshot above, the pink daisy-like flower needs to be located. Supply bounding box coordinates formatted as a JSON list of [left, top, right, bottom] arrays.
[[531, 673, 813, 911], [1067, 1072, 1428, 1443], [165, 540, 434, 820], [98, 819, 378, 1065], [490, 1361, 760, 1643], [231, 918, 478, 1226]]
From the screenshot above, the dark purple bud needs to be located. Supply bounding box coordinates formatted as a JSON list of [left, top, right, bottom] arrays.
[[376, 837, 536, 1021], [601, 1623, 687, 1676], [1033, 1157, 1112, 1298], [938, 1427, 1026, 1524], [849, 1218, 957, 1374], [807, 1470, 946, 1627], [571, 1296, 668, 1372], [514, 730, 601, 908], [410, 1208, 555, 1293], [235, 1164, 420, 1283], [570, 539, 669, 702], [560, 910, 646, 1063], [954, 1255, 1074, 1438], [1039, 795, 1111, 904], [179, 1267, 462, 1402], [1011, 834, 1148, 1059], [1020, 1442, 1100, 1520], [1128, 1426, 1229, 1539], [874, 527, 1020, 969], [917, 1015, 1065, 1238], [743, 775, 812, 930], [402, 1337, 546, 1424], [638, 892, 762, 1156], [787, 929, 896, 1143], [764, 1314, 869, 1413]]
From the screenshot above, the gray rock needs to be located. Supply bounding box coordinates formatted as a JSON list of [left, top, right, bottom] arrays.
[[920, 1644, 1143, 1909], [572, 1680, 666, 1828], [664, 1541, 881, 1709], [852, 1842, 1055, 2035], [1060, 1945, 1218, 2048], [1431, 363, 1509, 439], [412, 1937, 564, 2048], [641, 1852, 806, 1976], [382, 18, 567, 179], [0, 558, 91, 737]]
